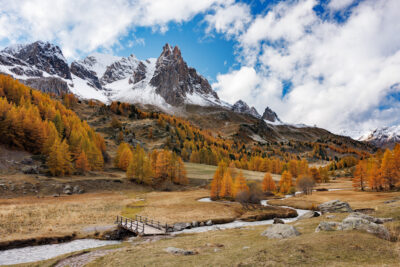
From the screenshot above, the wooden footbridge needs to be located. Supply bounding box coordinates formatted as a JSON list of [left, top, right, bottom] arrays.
[[115, 215, 171, 235]]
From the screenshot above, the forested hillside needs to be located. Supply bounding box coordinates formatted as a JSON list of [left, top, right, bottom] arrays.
[[0, 74, 106, 175]]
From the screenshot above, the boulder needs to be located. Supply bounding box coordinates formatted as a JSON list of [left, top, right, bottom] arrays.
[[164, 247, 197, 255], [318, 200, 352, 214], [297, 211, 320, 220], [315, 221, 342, 232], [261, 224, 300, 239], [205, 220, 213, 226], [199, 222, 205, 227], [346, 212, 393, 224], [341, 216, 390, 240], [192, 221, 199, 227], [73, 185, 84, 194], [273, 218, 285, 224]]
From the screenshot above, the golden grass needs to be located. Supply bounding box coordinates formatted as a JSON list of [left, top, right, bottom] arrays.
[[0, 192, 137, 242], [138, 189, 242, 224], [184, 162, 281, 181], [269, 190, 400, 210], [83, 213, 400, 267]]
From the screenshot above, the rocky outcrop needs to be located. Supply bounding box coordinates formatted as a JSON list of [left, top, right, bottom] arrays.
[[261, 224, 300, 239], [232, 100, 261, 118], [101, 55, 139, 84], [130, 61, 147, 84], [150, 44, 219, 106], [318, 200, 353, 214], [262, 107, 281, 122], [70, 61, 102, 89], [3, 41, 71, 79], [315, 213, 393, 240], [21, 77, 70, 95]]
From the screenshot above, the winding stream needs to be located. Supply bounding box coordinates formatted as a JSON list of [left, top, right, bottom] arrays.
[[180, 195, 311, 234], [0, 239, 120, 265]]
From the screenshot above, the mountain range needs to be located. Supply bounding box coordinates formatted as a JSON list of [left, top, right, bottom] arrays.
[[0, 40, 394, 149]]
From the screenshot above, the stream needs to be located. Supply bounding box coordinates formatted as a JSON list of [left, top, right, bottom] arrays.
[[180, 195, 311, 234], [0, 239, 120, 265]]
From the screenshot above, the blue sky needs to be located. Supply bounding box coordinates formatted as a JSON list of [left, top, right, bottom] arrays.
[[0, 0, 399, 135]]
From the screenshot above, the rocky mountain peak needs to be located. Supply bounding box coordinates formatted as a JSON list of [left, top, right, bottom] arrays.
[[2, 41, 71, 79], [232, 100, 261, 118], [150, 43, 219, 106], [262, 107, 280, 122]]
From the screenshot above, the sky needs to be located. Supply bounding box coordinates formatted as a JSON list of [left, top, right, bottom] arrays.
[[0, 0, 400, 137]]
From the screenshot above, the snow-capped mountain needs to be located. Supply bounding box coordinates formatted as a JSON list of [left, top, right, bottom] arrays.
[[232, 100, 261, 118], [359, 125, 400, 148], [0, 41, 222, 108], [262, 107, 281, 123]]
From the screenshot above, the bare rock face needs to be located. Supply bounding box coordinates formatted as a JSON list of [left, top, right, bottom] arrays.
[[150, 43, 219, 106], [101, 55, 139, 85], [3, 41, 71, 79], [21, 77, 70, 95], [130, 61, 147, 84], [70, 61, 102, 89], [232, 100, 261, 118], [262, 107, 281, 122]]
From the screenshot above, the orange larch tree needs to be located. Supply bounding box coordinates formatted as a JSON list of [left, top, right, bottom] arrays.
[[262, 172, 276, 193], [233, 170, 249, 198]]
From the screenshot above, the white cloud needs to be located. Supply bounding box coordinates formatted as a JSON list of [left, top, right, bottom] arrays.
[[204, 1, 251, 38], [211, 0, 400, 135], [0, 0, 226, 58], [328, 0, 354, 11]]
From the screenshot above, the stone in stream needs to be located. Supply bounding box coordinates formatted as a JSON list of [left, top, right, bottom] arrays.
[[173, 222, 192, 231], [273, 218, 285, 224], [164, 247, 197, 255], [297, 211, 320, 220], [192, 221, 199, 227], [205, 220, 213, 226], [318, 200, 353, 214], [261, 224, 300, 239]]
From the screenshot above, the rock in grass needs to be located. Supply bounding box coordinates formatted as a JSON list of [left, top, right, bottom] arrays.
[[318, 200, 353, 214], [261, 224, 300, 239], [164, 247, 197, 255], [346, 212, 392, 224], [315, 221, 342, 232], [297, 211, 320, 220], [341, 215, 390, 240]]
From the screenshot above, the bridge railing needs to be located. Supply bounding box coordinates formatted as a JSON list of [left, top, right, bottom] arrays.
[[134, 215, 170, 232], [115, 215, 144, 234], [115, 215, 171, 233]]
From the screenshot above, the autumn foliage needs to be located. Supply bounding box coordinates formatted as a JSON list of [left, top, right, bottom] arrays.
[[353, 145, 400, 191], [0, 75, 105, 176], [115, 143, 188, 186], [262, 173, 276, 193]]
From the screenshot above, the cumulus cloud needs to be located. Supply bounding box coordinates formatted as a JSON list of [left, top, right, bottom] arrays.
[[211, 0, 400, 135], [328, 0, 354, 11], [0, 0, 226, 58]]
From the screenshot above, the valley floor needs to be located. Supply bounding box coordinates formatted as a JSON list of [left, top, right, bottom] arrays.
[[1, 168, 400, 266]]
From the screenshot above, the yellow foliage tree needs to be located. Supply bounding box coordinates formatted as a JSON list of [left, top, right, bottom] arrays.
[[279, 170, 292, 194], [262, 172, 276, 192], [233, 171, 249, 197]]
